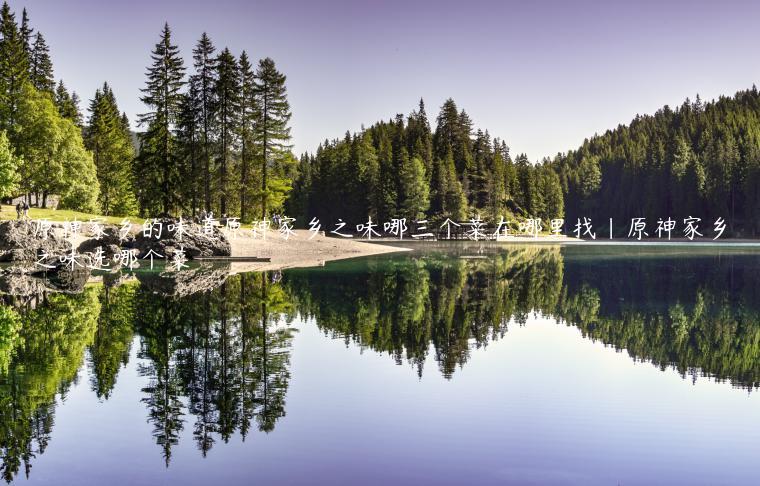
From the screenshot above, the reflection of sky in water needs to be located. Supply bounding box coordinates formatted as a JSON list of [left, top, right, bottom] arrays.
[[25, 314, 760, 485]]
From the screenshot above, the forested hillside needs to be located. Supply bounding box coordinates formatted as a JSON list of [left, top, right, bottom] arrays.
[[289, 88, 760, 236], [287, 98, 564, 227], [552, 88, 760, 236], [3, 1, 760, 236]]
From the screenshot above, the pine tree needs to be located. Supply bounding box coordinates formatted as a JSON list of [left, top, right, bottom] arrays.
[[55, 80, 82, 126], [429, 156, 447, 217], [190, 32, 216, 212], [19, 7, 31, 59], [253, 57, 292, 218], [86, 83, 137, 215], [406, 98, 433, 176], [29, 32, 54, 93], [443, 148, 466, 219], [354, 131, 379, 220], [136, 23, 185, 215], [212, 47, 240, 215], [376, 130, 397, 222], [176, 84, 200, 216], [238, 51, 255, 221], [0, 2, 29, 135], [540, 165, 563, 222], [488, 144, 507, 218], [398, 154, 429, 220]]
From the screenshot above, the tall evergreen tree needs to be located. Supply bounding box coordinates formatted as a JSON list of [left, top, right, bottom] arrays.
[[0, 1, 29, 135], [19, 7, 31, 59], [398, 154, 429, 220], [176, 84, 200, 216], [136, 23, 185, 215], [54, 80, 82, 126], [238, 51, 255, 222], [29, 32, 54, 93], [190, 33, 216, 212], [253, 57, 292, 218], [0, 129, 19, 198], [212, 47, 240, 215], [86, 83, 137, 215]]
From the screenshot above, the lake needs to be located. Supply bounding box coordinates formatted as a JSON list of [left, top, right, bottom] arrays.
[[1, 243, 759, 485]]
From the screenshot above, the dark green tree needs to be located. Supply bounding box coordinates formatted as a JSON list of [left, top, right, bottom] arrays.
[[29, 32, 53, 93], [190, 33, 216, 212], [54, 80, 82, 126], [238, 51, 256, 222], [136, 23, 185, 215], [86, 82, 138, 215], [253, 57, 292, 218], [0, 1, 29, 135], [212, 47, 240, 215]]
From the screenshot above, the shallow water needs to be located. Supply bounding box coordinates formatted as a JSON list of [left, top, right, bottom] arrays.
[[1, 243, 759, 484]]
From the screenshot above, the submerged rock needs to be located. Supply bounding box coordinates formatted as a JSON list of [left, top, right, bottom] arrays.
[[46, 264, 91, 293], [0, 220, 71, 262], [136, 262, 230, 297], [0, 271, 55, 296]]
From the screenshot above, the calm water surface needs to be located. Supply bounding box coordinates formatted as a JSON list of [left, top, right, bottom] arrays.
[[1, 243, 760, 485]]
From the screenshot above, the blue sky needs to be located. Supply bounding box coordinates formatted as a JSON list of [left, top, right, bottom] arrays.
[[11, 0, 760, 160]]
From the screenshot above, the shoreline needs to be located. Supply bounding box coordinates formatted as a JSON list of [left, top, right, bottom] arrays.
[[46, 225, 760, 277], [224, 229, 412, 272]]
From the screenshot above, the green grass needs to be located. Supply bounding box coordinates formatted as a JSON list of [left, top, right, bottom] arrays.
[[0, 205, 130, 224]]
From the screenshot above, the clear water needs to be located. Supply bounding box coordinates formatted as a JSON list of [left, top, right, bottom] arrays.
[[1, 243, 759, 485]]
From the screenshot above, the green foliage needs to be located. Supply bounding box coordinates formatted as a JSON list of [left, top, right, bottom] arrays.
[[136, 23, 185, 215], [152, 33, 295, 221], [0, 130, 19, 198], [29, 32, 53, 93], [189, 32, 216, 214], [0, 304, 20, 373], [0, 2, 29, 133], [212, 47, 240, 215], [253, 57, 292, 219], [398, 155, 429, 220], [54, 80, 82, 127], [86, 83, 138, 216], [554, 88, 760, 235], [290, 98, 555, 228], [15, 82, 98, 210]]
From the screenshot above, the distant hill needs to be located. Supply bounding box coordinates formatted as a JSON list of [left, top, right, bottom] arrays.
[[552, 86, 760, 236]]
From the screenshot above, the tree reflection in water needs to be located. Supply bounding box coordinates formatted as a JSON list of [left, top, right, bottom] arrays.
[[0, 247, 759, 480]]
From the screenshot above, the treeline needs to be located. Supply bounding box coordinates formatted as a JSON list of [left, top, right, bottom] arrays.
[[287, 99, 563, 227], [552, 87, 760, 236], [0, 3, 295, 219]]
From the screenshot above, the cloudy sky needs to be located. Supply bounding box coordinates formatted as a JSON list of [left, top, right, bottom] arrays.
[[11, 0, 760, 160]]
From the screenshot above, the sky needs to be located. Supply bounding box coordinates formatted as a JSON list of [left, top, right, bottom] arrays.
[[10, 0, 760, 161]]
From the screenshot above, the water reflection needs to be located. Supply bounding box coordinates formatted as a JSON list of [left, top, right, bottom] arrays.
[[0, 246, 759, 481], [0, 267, 296, 480]]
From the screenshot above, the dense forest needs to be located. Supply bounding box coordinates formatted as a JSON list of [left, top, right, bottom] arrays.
[[0, 3, 295, 220], [290, 88, 760, 236], [552, 88, 760, 236], [286, 98, 564, 227], [2, 2, 760, 235]]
